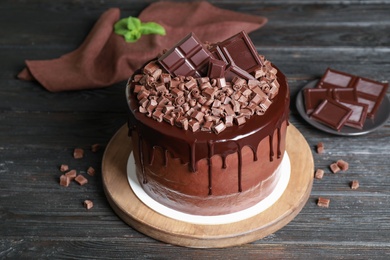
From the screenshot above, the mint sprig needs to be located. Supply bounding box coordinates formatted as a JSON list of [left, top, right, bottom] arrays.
[[114, 16, 166, 43]]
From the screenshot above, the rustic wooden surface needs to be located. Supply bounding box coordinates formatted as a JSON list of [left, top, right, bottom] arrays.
[[1, 0, 389, 259]]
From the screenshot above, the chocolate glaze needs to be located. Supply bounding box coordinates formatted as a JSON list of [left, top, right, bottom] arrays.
[[127, 66, 289, 199]]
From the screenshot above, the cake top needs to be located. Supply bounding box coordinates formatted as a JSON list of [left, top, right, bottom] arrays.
[[129, 31, 280, 134]]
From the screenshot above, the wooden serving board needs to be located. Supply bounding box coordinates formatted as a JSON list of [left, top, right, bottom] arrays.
[[102, 124, 314, 248]]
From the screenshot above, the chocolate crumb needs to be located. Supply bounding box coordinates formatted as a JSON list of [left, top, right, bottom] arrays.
[[350, 180, 359, 190], [314, 169, 324, 179], [75, 175, 88, 186], [317, 197, 330, 208], [87, 166, 96, 176], [65, 169, 77, 180], [59, 175, 70, 187], [330, 163, 340, 173], [91, 143, 100, 152], [60, 164, 69, 172], [337, 159, 349, 171], [83, 200, 94, 210], [73, 148, 84, 159], [316, 142, 324, 154]]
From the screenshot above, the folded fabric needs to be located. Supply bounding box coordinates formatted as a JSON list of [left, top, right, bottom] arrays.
[[17, 1, 267, 92]]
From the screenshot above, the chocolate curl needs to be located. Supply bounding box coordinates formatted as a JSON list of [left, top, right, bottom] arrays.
[[17, 2, 267, 92]]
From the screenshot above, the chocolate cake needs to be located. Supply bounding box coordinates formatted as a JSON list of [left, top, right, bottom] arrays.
[[126, 31, 290, 216]]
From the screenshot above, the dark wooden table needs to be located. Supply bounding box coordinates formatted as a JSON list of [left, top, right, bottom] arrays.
[[1, 0, 389, 259]]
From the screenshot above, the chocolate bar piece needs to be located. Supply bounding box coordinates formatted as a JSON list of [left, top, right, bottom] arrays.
[[158, 33, 211, 78], [354, 77, 388, 118], [208, 58, 226, 79], [317, 68, 355, 89], [338, 100, 368, 129], [331, 88, 357, 102], [303, 88, 330, 115], [310, 98, 352, 131], [209, 31, 262, 81]]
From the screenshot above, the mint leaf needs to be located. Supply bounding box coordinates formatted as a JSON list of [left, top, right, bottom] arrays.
[[114, 18, 130, 36], [127, 17, 141, 31], [140, 22, 166, 36], [114, 16, 165, 43], [124, 30, 142, 42]]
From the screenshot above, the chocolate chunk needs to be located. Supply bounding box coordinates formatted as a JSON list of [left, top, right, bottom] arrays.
[[60, 164, 69, 172], [330, 163, 340, 173], [83, 200, 94, 210], [158, 33, 211, 78], [317, 197, 330, 208], [59, 175, 70, 187], [91, 143, 100, 152], [350, 180, 359, 190], [75, 175, 88, 186], [65, 169, 77, 180], [208, 58, 226, 79], [310, 98, 352, 131], [73, 148, 84, 159], [336, 159, 349, 171], [314, 169, 324, 179], [316, 142, 324, 154], [87, 166, 96, 176]]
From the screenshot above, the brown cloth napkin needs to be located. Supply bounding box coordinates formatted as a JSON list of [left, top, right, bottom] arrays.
[[17, 1, 267, 92]]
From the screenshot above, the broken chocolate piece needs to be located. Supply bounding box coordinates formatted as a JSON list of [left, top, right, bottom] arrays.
[[75, 175, 88, 186], [87, 166, 96, 176], [314, 169, 324, 179], [73, 148, 84, 159], [310, 98, 352, 131], [330, 163, 340, 173], [59, 175, 70, 187], [60, 164, 69, 172], [336, 159, 349, 171], [208, 58, 226, 79], [350, 180, 359, 190], [65, 169, 77, 180], [317, 197, 330, 208], [316, 142, 324, 154], [83, 200, 94, 210]]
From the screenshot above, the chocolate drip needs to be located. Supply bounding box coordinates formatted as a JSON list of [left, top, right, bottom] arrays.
[[277, 127, 282, 159], [269, 133, 274, 162], [208, 141, 214, 195], [138, 134, 147, 184], [237, 142, 243, 192]]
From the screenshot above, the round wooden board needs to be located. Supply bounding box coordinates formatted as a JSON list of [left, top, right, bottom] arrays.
[[102, 124, 314, 248]]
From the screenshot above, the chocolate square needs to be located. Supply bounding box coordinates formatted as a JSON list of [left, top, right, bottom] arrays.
[[338, 100, 368, 129], [310, 98, 352, 131], [303, 88, 331, 115], [209, 31, 263, 81], [158, 33, 212, 78]]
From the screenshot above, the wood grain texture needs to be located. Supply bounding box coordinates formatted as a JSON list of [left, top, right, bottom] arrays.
[[0, 0, 390, 258]]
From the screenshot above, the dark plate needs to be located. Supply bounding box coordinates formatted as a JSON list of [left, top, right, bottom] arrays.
[[296, 80, 390, 136]]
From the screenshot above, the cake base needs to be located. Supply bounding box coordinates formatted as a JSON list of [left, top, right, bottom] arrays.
[[102, 124, 314, 248], [127, 151, 291, 225]]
